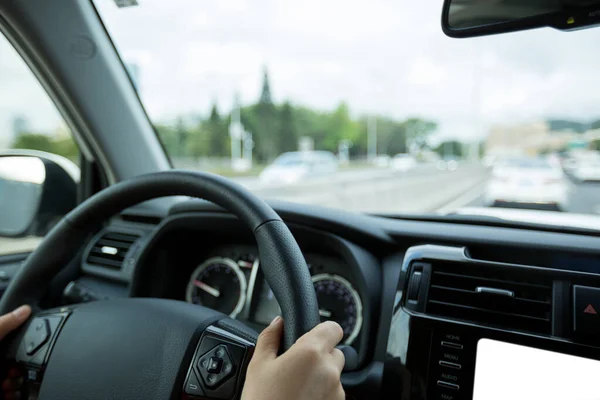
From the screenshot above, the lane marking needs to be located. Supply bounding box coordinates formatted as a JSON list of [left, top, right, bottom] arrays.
[[435, 180, 487, 214]]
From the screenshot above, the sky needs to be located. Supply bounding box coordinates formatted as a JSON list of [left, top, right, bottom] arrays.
[[2, 0, 600, 147]]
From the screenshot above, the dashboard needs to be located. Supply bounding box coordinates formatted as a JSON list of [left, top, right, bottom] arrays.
[[41, 198, 600, 399]]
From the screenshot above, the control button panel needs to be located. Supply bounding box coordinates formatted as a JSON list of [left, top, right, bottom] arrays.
[[184, 325, 254, 399], [17, 313, 68, 367], [197, 345, 235, 389], [24, 318, 50, 355], [573, 285, 600, 337], [429, 330, 476, 400], [184, 370, 205, 397]]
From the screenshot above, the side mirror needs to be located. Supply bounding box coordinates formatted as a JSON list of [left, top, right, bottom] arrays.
[[442, 0, 600, 38], [0, 152, 79, 238]]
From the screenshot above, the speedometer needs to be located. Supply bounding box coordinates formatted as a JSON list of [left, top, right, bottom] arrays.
[[186, 257, 247, 318], [312, 274, 363, 345]]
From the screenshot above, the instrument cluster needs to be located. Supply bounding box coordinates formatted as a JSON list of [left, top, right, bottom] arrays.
[[185, 245, 363, 345]]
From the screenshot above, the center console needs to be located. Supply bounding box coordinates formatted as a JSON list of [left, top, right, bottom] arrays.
[[384, 245, 600, 400]]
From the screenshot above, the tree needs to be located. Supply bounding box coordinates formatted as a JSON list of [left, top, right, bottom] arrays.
[[322, 103, 360, 152], [203, 104, 228, 157], [11, 132, 78, 161], [403, 118, 437, 150], [435, 140, 464, 158], [259, 66, 273, 105], [277, 102, 298, 153], [251, 69, 279, 161]]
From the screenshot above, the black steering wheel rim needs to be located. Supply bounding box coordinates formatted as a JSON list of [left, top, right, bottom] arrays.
[[0, 170, 320, 350]]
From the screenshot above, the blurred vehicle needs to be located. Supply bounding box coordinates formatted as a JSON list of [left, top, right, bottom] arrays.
[[391, 154, 417, 172], [561, 157, 579, 174], [373, 155, 391, 168], [481, 155, 496, 168], [437, 158, 459, 171], [484, 158, 569, 211], [573, 156, 600, 182], [259, 151, 337, 185]]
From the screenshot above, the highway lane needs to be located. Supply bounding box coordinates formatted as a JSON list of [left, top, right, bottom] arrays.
[[237, 163, 489, 214]]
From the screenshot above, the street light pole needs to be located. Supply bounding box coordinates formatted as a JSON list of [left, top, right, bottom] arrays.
[[368, 115, 377, 162]]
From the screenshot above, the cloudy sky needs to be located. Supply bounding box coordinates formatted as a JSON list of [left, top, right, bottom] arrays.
[[2, 0, 600, 147]]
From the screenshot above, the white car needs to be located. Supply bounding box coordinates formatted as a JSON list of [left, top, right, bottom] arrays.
[[572, 157, 600, 182], [437, 159, 458, 171], [259, 151, 338, 185], [484, 158, 570, 210], [391, 154, 417, 172]]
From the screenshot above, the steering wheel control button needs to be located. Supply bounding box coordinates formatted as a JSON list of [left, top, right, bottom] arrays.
[[208, 357, 223, 374], [24, 318, 50, 356], [184, 370, 205, 397], [197, 345, 235, 389], [573, 285, 600, 337]]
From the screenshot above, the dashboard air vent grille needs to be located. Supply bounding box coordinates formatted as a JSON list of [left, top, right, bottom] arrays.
[[426, 261, 552, 334], [86, 231, 140, 270]]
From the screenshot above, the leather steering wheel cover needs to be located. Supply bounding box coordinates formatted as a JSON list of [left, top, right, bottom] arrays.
[[0, 171, 320, 350]]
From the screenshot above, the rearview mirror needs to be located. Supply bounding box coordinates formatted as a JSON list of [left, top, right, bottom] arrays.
[[442, 0, 600, 38], [0, 152, 79, 238]]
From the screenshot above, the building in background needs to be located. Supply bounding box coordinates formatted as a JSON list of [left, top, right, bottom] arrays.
[[486, 121, 584, 157]]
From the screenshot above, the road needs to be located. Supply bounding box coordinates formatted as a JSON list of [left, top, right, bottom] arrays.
[[234, 163, 489, 214]]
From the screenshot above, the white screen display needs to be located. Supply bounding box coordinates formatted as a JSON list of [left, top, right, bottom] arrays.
[[473, 339, 600, 400]]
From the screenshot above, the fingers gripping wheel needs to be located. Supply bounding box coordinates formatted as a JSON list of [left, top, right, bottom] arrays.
[[0, 171, 320, 400]]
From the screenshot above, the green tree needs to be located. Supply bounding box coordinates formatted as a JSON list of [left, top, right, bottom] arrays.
[[403, 118, 437, 150], [252, 69, 278, 161], [202, 104, 228, 157], [154, 124, 179, 156], [322, 103, 360, 152], [435, 140, 464, 158], [11, 132, 78, 161], [590, 139, 600, 151], [277, 102, 298, 153]]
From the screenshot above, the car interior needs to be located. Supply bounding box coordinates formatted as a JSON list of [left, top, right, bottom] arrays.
[[1, 0, 600, 399]]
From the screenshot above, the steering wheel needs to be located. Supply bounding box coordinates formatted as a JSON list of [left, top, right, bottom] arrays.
[[0, 171, 321, 400]]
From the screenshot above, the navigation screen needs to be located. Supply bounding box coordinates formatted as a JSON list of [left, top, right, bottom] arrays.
[[474, 339, 600, 400]]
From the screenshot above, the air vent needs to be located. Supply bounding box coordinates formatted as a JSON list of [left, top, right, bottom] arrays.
[[86, 231, 141, 270], [426, 261, 552, 334]]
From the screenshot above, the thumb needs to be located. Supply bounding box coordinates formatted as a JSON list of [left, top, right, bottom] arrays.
[[0, 305, 31, 341], [253, 316, 283, 361]]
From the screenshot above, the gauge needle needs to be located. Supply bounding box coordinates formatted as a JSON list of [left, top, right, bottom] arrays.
[[194, 280, 220, 298], [319, 309, 332, 318], [238, 260, 254, 269]]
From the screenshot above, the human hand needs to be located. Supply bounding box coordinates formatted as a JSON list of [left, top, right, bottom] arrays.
[[0, 305, 32, 400], [242, 317, 345, 400]]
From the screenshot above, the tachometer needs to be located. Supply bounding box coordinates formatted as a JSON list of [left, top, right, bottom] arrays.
[[312, 274, 363, 345], [186, 257, 247, 318]]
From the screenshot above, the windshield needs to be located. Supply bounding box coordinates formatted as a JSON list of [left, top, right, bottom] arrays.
[[93, 0, 600, 219]]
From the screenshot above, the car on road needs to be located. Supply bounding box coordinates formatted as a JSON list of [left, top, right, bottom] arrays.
[[259, 151, 338, 185], [437, 158, 459, 171], [372, 155, 391, 168], [391, 154, 417, 172], [484, 158, 570, 211], [572, 155, 600, 182]]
